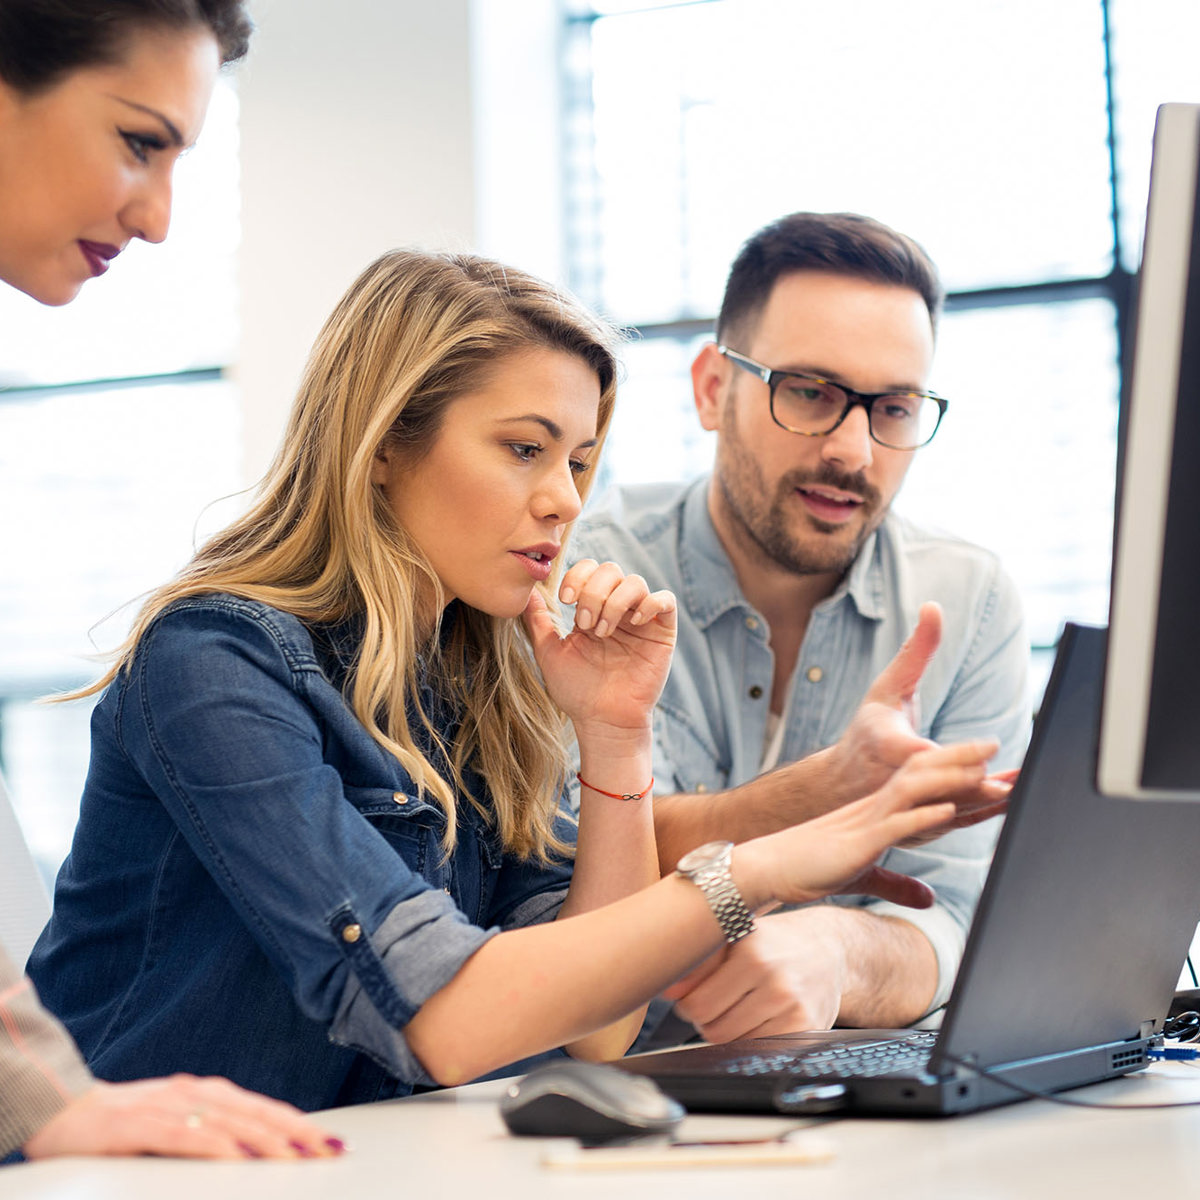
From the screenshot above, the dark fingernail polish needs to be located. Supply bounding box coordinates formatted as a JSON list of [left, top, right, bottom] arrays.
[[325, 1137, 347, 1154], [289, 1140, 315, 1158], [238, 1142, 262, 1159]]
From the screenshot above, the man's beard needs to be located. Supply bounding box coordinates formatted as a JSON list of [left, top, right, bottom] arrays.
[[713, 423, 886, 578]]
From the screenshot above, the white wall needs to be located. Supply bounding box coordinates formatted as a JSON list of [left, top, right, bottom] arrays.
[[471, 0, 565, 286], [236, 0, 478, 483]]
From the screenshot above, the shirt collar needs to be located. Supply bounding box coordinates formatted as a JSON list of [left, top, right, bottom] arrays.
[[678, 475, 888, 627]]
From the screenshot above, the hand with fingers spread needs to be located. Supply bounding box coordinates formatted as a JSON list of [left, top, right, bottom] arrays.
[[821, 601, 942, 803], [813, 602, 1014, 832], [22, 1073, 345, 1161], [523, 558, 677, 738], [736, 737, 1001, 912]]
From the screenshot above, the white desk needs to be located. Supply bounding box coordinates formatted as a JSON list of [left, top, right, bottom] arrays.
[[6, 1063, 1200, 1199]]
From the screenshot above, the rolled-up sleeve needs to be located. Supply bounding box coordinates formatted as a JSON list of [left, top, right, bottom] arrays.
[[330, 798, 575, 1081], [329, 891, 496, 1084], [125, 604, 492, 1077]]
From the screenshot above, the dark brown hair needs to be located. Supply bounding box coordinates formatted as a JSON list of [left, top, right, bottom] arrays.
[[716, 211, 944, 345], [0, 0, 252, 93]]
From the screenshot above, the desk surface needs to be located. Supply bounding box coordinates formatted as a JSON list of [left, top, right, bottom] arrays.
[[6, 1063, 1200, 1199]]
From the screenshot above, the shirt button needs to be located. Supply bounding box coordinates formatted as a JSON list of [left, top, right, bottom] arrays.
[[393, 792, 407, 805], [806, 666, 824, 684], [748, 685, 764, 699], [745, 616, 759, 631], [695, 783, 709, 794], [341, 924, 363, 944]]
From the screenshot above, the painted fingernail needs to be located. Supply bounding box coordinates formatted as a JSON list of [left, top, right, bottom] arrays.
[[560, 586, 576, 603], [595, 619, 609, 637], [629, 611, 645, 625], [238, 1142, 262, 1159], [326, 1137, 348, 1154], [289, 1140, 315, 1158], [576, 608, 593, 630]]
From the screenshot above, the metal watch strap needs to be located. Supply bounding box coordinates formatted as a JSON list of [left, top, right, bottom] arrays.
[[677, 843, 756, 944], [695, 868, 756, 944]]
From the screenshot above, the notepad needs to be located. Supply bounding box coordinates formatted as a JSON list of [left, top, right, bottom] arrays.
[[541, 1136, 836, 1170]]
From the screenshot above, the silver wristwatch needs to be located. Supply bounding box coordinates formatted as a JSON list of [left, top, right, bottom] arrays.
[[675, 840, 756, 944]]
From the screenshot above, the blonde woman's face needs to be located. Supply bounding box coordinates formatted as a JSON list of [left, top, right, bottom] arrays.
[[372, 347, 602, 619], [0, 25, 219, 305]]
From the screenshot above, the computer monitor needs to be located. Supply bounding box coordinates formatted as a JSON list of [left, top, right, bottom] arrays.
[[1099, 102, 1200, 799]]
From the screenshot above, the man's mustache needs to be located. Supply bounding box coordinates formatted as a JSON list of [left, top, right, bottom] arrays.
[[779, 466, 883, 510]]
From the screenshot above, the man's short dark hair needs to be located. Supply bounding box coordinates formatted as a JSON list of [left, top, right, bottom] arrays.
[[716, 212, 944, 346]]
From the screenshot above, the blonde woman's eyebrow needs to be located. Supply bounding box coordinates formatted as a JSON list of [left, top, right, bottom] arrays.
[[499, 414, 599, 450], [109, 96, 186, 147]]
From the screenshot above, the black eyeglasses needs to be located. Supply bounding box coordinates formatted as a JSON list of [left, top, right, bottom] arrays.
[[718, 346, 947, 451]]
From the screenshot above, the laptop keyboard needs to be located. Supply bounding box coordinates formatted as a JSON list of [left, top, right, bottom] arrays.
[[721, 1031, 939, 1079]]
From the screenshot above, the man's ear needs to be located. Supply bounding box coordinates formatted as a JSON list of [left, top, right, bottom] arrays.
[[692, 342, 729, 432]]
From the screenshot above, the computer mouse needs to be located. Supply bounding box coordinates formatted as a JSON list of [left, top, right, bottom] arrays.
[[500, 1060, 686, 1142]]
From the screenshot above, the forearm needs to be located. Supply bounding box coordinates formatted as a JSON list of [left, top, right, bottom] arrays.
[[653, 746, 842, 872], [804, 906, 939, 1028], [557, 731, 660, 1057], [402, 743, 988, 1084], [559, 730, 659, 918], [405, 871, 733, 1085]]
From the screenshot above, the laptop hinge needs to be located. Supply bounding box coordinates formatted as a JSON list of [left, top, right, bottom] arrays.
[[938, 1051, 978, 1080]]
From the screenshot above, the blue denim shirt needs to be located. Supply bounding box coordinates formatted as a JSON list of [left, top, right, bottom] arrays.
[[28, 595, 573, 1112], [571, 478, 1031, 1012]]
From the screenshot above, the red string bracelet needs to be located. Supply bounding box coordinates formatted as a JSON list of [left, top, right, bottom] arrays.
[[576, 772, 654, 802]]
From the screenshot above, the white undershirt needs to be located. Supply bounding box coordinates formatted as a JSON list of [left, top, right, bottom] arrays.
[[760, 703, 788, 774]]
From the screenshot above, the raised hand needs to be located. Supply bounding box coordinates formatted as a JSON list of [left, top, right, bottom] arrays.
[[820, 603, 1013, 835], [825, 601, 943, 802], [522, 558, 676, 739]]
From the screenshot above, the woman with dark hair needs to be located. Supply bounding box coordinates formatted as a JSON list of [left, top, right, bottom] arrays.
[[0, 0, 341, 1164], [0, 0, 250, 305]]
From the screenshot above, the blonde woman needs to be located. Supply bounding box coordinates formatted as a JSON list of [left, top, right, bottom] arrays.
[[29, 250, 999, 1111]]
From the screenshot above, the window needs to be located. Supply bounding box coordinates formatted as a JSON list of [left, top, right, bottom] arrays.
[[559, 0, 1200, 698]]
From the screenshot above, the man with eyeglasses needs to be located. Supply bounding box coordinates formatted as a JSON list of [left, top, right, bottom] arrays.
[[570, 211, 1029, 1047]]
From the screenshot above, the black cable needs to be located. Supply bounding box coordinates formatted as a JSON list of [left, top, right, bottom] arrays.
[[939, 1051, 1200, 1112], [1188, 955, 1198, 988], [1164, 1011, 1200, 1043]]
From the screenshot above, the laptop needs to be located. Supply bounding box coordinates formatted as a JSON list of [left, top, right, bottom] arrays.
[[619, 623, 1200, 1115]]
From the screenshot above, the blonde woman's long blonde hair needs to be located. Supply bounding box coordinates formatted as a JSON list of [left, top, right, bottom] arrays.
[[77, 250, 621, 862]]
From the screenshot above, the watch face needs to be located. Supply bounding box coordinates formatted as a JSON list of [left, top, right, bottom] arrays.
[[677, 840, 732, 875]]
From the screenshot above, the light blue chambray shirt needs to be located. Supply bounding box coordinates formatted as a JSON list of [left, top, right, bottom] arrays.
[[570, 476, 1032, 1015]]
